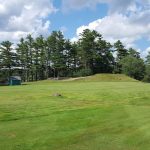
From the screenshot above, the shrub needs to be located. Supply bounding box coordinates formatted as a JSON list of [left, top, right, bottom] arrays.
[[73, 68, 93, 77]]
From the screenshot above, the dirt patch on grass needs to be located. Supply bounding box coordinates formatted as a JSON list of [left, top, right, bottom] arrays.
[[63, 77, 86, 81]]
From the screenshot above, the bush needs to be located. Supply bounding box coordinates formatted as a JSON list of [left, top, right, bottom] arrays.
[[120, 56, 145, 80], [143, 65, 150, 82], [0, 78, 9, 86], [143, 75, 150, 82], [73, 68, 93, 77]]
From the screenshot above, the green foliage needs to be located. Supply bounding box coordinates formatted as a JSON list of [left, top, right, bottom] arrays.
[[143, 52, 150, 82], [0, 29, 149, 82], [74, 74, 137, 82], [47, 31, 66, 78], [78, 29, 114, 74], [120, 56, 145, 80], [128, 48, 140, 58], [114, 40, 128, 61], [113, 40, 129, 73], [73, 68, 93, 77], [0, 41, 15, 77], [78, 29, 98, 69]]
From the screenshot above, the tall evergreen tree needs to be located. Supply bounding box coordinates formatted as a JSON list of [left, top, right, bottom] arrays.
[[114, 40, 128, 73], [94, 39, 114, 73], [17, 38, 29, 81], [0, 41, 15, 77], [64, 40, 78, 75], [32, 38, 40, 81], [26, 34, 34, 81], [143, 52, 150, 82], [35, 35, 47, 80], [47, 31, 66, 78], [114, 40, 128, 61], [128, 48, 140, 58], [78, 29, 99, 71]]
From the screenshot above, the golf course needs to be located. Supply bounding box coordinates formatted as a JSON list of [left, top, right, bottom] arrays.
[[0, 74, 150, 150]]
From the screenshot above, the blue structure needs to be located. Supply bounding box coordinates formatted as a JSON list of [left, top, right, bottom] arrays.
[[9, 76, 21, 85]]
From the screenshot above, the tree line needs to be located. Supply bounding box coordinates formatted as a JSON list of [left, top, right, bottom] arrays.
[[0, 29, 150, 82]]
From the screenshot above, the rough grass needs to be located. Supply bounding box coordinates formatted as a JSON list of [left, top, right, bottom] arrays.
[[0, 74, 150, 150], [73, 74, 137, 82]]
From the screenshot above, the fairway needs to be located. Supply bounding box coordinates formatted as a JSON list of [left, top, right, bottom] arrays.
[[0, 75, 150, 150]]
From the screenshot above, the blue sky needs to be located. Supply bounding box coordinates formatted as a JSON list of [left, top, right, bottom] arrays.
[[50, 1, 108, 38], [0, 0, 150, 57]]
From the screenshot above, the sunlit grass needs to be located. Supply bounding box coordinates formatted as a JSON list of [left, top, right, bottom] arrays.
[[0, 74, 150, 150]]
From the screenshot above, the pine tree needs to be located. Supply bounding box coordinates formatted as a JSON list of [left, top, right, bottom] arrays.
[[35, 35, 47, 80], [64, 40, 78, 75], [17, 38, 29, 81], [47, 31, 66, 78], [95, 39, 114, 73], [79, 29, 98, 71], [0, 41, 15, 77], [114, 40, 128, 73], [128, 48, 140, 58], [114, 40, 128, 61], [26, 34, 34, 81]]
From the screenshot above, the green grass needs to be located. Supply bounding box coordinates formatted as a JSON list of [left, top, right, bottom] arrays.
[[0, 74, 150, 150], [74, 74, 137, 82]]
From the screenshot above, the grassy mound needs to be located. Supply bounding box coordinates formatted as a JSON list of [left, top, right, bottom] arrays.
[[72, 74, 137, 82]]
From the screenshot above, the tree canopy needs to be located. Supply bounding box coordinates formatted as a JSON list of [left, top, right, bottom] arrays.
[[0, 29, 149, 82]]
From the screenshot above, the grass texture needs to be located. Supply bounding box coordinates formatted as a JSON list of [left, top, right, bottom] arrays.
[[0, 74, 150, 150]]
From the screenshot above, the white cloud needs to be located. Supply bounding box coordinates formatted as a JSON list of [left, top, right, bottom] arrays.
[[70, 37, 78, 43], [141, 47, 150, 58], [75, 13, 149, 46], [64, 0, 150, 54], [60, 26, 67, 34], [0, 31, 27, 42], [73, 2, 150, 52], [62, 0, 101, 11], [0, 0, 57, 42], [62, 0, 136, 13]]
